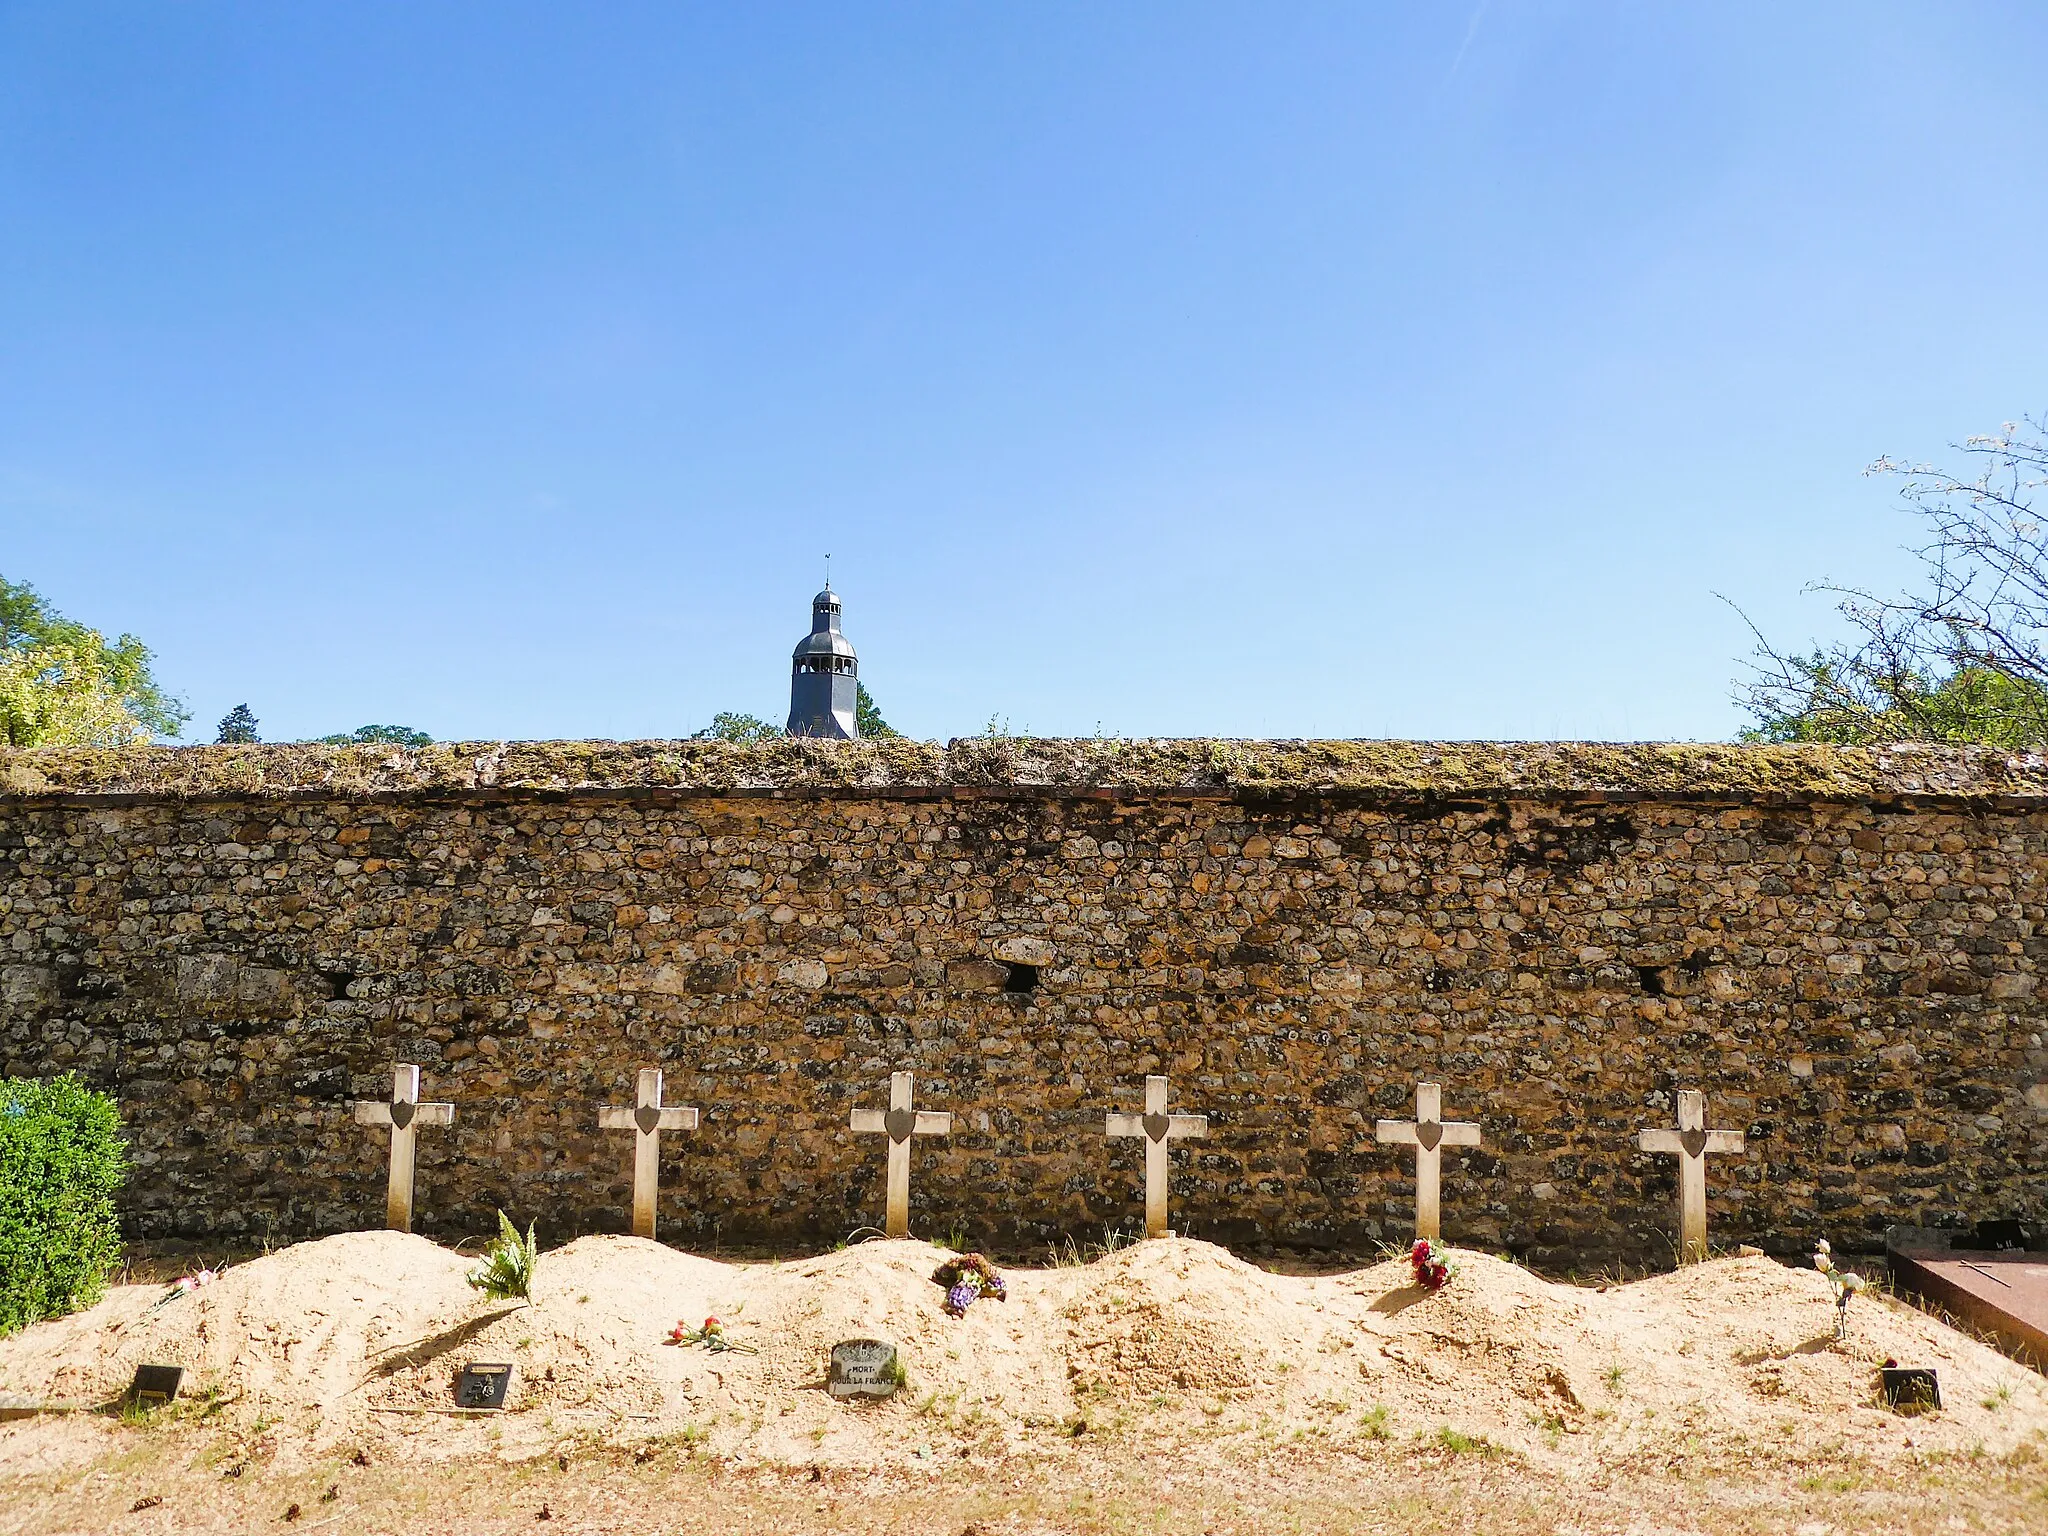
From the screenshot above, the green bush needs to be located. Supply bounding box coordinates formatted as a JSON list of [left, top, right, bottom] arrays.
[[0, 1074, 128, 1336]]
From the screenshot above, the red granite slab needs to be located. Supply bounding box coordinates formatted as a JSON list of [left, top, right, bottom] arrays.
[[1887, 1244, 2048, 1368]]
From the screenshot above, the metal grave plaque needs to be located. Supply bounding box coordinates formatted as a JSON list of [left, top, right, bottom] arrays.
[[1881, 1366, 1941, 1414], [454, 1362, 515, 1410], [128, 1364, 184, 1407]]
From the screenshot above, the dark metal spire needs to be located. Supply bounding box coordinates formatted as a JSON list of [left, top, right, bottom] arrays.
[[786, 580, 859, 738]]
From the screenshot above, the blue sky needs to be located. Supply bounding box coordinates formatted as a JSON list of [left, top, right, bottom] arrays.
[[4, 3, 2046, 744]]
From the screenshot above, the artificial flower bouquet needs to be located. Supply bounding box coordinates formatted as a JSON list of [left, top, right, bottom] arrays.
[[1410, 1238, 1456, 1292], [932, 1252, 1007, 1317]]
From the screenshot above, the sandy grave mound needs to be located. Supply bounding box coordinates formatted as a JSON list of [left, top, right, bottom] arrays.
[[3, 1234, 2044, 1473]]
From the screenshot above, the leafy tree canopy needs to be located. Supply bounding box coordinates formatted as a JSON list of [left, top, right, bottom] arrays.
[[0, 576, 186, 747], [692, 686, 897, 741], [855, 682, 898, 738], [216, 704, 260, 744], [317, 724, 433, 747], [691, 712, 782, 742], [1737, 417, 2048, 748]]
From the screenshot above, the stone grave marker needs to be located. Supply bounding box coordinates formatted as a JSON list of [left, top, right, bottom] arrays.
[[352, 1063, 454, 1232], [1637, 1089, 1745, 1264], [596, 1067, 701, 1239], [1104, 1074, 1207, 1239], [850, 1071, 952, 1238], [828, 1338, 902, 1399], [1375, 1081, 1482, 1241]]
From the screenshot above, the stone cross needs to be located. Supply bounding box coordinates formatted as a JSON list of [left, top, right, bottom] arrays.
[[1104, 1075, 1208, 1239], [352, 1064, 454, 1232], [850, 1071, 953, 1238], [596, 1068, 701, 1240], [1637, 1089, 1746, 1264], [1375, 1081, 1482, 1242]]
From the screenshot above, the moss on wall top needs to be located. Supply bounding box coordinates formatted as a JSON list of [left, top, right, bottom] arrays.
[[5, 738, 2048, 805]]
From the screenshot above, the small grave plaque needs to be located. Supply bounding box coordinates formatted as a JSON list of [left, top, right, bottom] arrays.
[[128, 1364, 184, 1407], [454, 1362, 515, 1410], [1881, 1366, 1941, 1414], [1974, 1219, 2030, 1252], [827, 1338, 901, 1399]]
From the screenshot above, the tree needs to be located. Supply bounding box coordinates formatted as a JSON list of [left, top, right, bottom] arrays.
[[691, 712, 782, 742], [1, 636, 154, 748], [855, 682, 898, 738], [1736, 416, 2048, 747], [317, 725, 432, 747], [216, 704, 260, 744], [0, 577, 186, 745]]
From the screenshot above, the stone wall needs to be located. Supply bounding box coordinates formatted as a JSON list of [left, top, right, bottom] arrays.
[[4, 738, 2047, 1267]]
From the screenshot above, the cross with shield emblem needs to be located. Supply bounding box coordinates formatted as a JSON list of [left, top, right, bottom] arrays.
[[850, 1071, 953, 1238], [1375, 1081, 1482, 1242], [352, 1063, 455, 1232], [1104, 1075, 1208, 1239], [597, 1067, 701, 1239]]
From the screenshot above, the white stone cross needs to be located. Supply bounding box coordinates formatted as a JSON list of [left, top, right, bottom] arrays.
[[597, 1067, 700, 1240], [352, 1064, 454, 1232], [1104, 1075, 1208, 1239], [1637, 1089, 1746, 1264], [850, 1071, 953, 1238], [1375, 1081, 1482, 1242]]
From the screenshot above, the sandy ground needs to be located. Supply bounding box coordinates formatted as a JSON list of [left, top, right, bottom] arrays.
[[2, 1233, 2046, 1533]]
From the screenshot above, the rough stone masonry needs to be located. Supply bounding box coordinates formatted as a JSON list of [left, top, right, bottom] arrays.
[[3, 737, 2046, 1268]]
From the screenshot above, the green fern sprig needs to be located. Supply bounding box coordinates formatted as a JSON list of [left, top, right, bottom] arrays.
[[465, 1210, 538, 1302]]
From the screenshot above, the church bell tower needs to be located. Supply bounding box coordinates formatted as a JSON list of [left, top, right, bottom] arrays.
[[786, 584, 859, 738]]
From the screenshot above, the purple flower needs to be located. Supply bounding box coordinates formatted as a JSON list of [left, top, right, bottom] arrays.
[[945, 1282, 978, 1316]]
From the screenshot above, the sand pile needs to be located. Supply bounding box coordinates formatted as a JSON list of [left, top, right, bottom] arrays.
[[3, 1234, 2044, 1472]]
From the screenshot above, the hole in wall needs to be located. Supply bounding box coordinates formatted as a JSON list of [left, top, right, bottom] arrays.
[[1636, 966, 1667, 997], [1002, 963, 1039, 995]]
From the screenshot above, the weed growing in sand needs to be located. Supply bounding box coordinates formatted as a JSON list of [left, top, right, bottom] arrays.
[[1982, 1384, 2015, 1412], [1359, 1405, 1391, 1441], [165, 1385, 229, 1426], [466, 1211, 538, 1302], [1092, 1224, 1137, 1259], [1049, 1224, 1139, 1267], [1428, 1426, 1501, 1458], [1604, 1364, 1626, 1395], [1799, 1473, 1861, 1493]]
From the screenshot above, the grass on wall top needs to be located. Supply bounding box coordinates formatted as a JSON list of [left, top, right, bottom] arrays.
[[4, 736, 2047, 804]]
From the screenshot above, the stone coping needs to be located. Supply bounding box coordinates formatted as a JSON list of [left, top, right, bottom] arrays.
[[5, 738, 2048, 807]]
